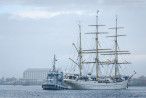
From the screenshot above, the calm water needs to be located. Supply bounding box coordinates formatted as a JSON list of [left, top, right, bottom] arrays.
[[0, 85, 146, 98]]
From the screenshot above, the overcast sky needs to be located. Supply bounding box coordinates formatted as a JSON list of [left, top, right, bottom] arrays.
[[0, 0, 146, 78]]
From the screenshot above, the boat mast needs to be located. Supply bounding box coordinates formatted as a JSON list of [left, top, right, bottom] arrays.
[[79, 24, 82, 76], [69, 24, 82, 76], [95, 11, 99, 79], [53, 55, 57, 72], [83, 10, 107, 80], [107, 16, 131, 78], [115, 16, 119, 78]]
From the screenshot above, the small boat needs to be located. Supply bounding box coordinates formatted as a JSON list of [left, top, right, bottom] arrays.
[[42, 55, 68, 90]]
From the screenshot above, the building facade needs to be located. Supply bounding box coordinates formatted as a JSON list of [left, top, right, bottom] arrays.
[[23, 68, 61, 85], [23, 68, 61, 80], [23, 68, 51, 80]]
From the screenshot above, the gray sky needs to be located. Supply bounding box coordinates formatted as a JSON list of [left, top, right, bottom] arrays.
[[0, 0, 146, 78]]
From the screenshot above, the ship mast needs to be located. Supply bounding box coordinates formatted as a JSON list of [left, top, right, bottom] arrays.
[[83, 10, 108, 80], [89, 10, 108, 80], [79, 24, 82, 76], [95, 11, 99, 79], [115, 16, 118, 78], [53, 55, 57, 72], [107, 16, 131, 78], [70, 12, 131, 79], [69, 24, 82, 76]]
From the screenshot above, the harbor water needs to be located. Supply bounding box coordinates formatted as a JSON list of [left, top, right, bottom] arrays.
[[0, 85, 146, 98]]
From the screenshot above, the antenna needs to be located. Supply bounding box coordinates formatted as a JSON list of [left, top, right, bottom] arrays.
[[53, 54, 57, 72], [97, 10, 99, 15]]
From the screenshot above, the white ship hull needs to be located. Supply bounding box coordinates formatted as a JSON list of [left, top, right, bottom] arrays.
[[64, 79, 129, 90]]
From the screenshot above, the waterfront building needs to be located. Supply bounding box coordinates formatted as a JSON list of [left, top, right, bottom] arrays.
[[23, 68, 61, 85], [23, 68, 50, 80]]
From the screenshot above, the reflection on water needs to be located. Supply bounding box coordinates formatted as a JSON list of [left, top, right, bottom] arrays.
[[0, 85, 146, 98]]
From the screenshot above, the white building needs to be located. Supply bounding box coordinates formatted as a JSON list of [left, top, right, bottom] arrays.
[[23, 68, 50, 80], [23, 68, 61, 80], [23, 68, 61, 85]]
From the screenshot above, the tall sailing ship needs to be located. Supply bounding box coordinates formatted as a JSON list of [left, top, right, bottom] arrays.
[[64, 11, 136, 90]]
